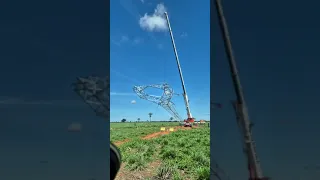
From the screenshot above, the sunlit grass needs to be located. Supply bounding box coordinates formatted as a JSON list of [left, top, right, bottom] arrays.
[[111, 122, 210, 180]]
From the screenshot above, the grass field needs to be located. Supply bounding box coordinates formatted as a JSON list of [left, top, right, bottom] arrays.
[[111, 122, 210, 180]]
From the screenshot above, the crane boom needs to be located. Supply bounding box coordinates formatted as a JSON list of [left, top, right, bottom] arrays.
[[214, 0, 269, 179], [164, 12, 193, 120]]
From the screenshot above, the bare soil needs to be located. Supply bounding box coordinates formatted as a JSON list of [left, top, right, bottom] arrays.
[[114, 139, 130, 146], [115, 160, 161, 180], [141, 131, 170, 140]]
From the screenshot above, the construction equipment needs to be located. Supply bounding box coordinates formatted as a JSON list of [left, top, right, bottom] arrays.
[[133, 12, 197, 127], [232, 101, 269, 180], [183, 120, 193, 127], [164, 12, 196, 127], [214, 0, 270, 179]]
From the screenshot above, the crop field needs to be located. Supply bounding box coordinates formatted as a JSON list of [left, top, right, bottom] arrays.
[[111, 122, 210, 180]]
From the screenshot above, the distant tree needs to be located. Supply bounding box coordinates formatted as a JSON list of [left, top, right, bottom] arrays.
[[148, 113, 153, 122], [137, 118, 140, 122], [121, 118, 126, 122], [169, 117, 174, 121]]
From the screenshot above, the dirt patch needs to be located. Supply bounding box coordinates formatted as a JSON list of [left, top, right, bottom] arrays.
[[141, 126, 197, 140], [138, 160, 161, 178], [142, 131, 170, 140], [115, 160, 161, 180], [176, 126, 194, 130], [114, 139, 130, 146]]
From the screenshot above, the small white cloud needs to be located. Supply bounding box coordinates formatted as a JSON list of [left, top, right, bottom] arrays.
[[112, 35, 129, 46], [180, 32, 188, 38], [157, 43, 163, 49], [140, 0, 144, 3], [110, 92, 136, 96], [131, 100, 136, 104], [133, 37, 143, 45], [139, 4, 168, 32], [113, 36, 143, 46], [120, 35, 129, 42]]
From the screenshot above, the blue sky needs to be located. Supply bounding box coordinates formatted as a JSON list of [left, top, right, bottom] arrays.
[[110, 0, 210, 122]]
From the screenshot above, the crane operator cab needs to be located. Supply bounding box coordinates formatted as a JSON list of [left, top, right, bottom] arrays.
[[183, 117, 195, 127], [110, 143, 121, 180]]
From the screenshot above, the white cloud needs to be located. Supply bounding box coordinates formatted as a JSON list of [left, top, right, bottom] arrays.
[[111, 69, 144, 84], [157, 43, 164, 49], [112, 35, 129, 46], [120, 35, 129, 42], [131, 100, 136, 104], [140, 0, 152, 6], [112, 36, 143, 46], [110, 92, 136, 96], [180, 32, 188, 38], [133, 37, 143, 45], [139, 4, 168, 32]]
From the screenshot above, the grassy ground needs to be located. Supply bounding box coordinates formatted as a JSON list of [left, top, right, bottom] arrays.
[[111, 122, 210, 180], [110, 122, 179, 142]]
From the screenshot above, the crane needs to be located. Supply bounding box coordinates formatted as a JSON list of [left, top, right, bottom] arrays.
[[214, 0, 270, 179], [231, 101, 269, 180], [164, 12, 195, 127]]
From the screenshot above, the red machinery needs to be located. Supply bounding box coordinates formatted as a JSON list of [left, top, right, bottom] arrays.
[[183, 118, 195, 127]]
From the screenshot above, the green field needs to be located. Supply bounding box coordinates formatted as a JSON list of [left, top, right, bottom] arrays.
[[111, 122, 179, 142], [111, 122, 210, 180]]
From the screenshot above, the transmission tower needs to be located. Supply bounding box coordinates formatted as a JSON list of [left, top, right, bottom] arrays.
[[133, 83, 183, 121], [72, 76, 109, 118]]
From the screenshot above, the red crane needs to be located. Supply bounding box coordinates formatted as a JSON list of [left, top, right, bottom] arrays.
[[164, 12, 195, 127]]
